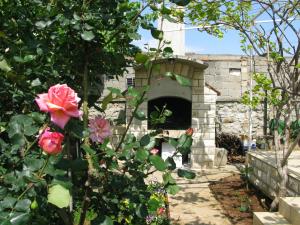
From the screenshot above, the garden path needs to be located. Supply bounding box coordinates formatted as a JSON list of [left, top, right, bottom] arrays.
[[169, 165, 239, 225]]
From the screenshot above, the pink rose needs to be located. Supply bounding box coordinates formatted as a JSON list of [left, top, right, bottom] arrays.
[[150, 148, 159, 155], [89, 116, 112, 143], [35, 84, 81, 129], [157, 207, 165, 215], [38, 128, 64, 155]]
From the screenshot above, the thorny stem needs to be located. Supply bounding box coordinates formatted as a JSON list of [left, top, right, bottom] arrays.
[[79, 46, 93, 225], [116, 3, 165, 151], [7, 155, 51, 217]]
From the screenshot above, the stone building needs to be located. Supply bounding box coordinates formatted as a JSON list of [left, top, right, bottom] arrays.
[[99, 17, 270, 168], [100, 53, 270, 168]]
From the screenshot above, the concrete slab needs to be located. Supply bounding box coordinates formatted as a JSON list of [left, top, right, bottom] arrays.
[[248, 151, 300, 177], [168, 165, 239, 225]]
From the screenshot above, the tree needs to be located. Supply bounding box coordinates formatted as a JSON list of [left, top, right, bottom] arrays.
[[187, 0, 300, 210]]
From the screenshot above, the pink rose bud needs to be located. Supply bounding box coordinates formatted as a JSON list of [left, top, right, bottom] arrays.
[[38, 128, 64, 155], [185, 128, 193, 136], [157, 207, 165, 215], [150, 148, 159, 155], [35, 84, 81, 129]]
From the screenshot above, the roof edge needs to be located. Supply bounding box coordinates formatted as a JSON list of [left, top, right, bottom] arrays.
[[134, 55, 208, 70]]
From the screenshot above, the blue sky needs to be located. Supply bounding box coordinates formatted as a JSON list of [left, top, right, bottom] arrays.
[[133, 27, 245, 55], [132, 1, 300, 56]]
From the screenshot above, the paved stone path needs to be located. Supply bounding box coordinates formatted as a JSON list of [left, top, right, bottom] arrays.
[[169, 165, 239, 225]]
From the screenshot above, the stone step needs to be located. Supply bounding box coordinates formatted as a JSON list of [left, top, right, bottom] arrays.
[[253, 212, 291, 225], [279, 197, 300, 225]]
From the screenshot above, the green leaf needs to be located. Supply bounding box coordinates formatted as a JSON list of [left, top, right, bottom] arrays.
[[101, 93, 113, 111], [149, 155, 167, 171], [0, 220, 12, 225], [177, 169, 196, 179], [31, 78, 41, 87], [48, 184, 71, 208], [295, 64, 300, 69], [144, 138, 156, 150], [135, 53, 149, 64], [166, 157, 176, 170], [148, 198, 160, 212], [168, 138, 178, 148], [100, 216, 114, 225], [0, 197, 17, 209], [164, 71, 174, 78], [135, 149, 149, 161], [140, 134, 150, 146], [0, 59, 11, 72], [81, 31, 95, 41], [174, 74, 191, 86], [163, 109, 172, 117], [133, 110, 146, 120], [177, 134, 193, 154], [24, 158, 44, 171], [107, 87, 122, 97], [163, 47, 173, 54], [15, 199, 31, 212], [9, 212, 30, 225], [163, 172, 176, 185], [151, 28, 163, 40], [35, 21, 47, 29], [166, 184, 180, 195], [136, 204, 148, 218], [23, 55, 36, 62], [29, 112, 46, 124], [8, 115, 38, 138]]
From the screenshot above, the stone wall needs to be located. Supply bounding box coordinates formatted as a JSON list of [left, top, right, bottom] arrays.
[[247, 152, 300, 199], [102, 54, 272, 155], [216, 102, 265, 137]]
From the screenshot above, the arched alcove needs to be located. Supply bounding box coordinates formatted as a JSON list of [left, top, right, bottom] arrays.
[[148, 97, 192, 130]]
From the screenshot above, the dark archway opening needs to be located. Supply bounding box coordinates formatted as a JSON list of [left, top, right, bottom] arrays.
[[148, 97, 192, 130]]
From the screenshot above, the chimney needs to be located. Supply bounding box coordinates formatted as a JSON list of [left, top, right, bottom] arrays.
[[158, 7, 185, 56]]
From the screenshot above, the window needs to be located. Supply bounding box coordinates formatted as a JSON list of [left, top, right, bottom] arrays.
[[229, 68, 241, 76], [126, 77, 135, 87]]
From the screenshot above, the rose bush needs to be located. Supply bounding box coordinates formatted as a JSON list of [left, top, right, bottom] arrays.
[[0, 1, 195, 225]]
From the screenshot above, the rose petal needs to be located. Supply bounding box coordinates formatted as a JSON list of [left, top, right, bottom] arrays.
[[46, 102, 64, 111], [35, 93, 49, 112], [50, 111, 71, 129]]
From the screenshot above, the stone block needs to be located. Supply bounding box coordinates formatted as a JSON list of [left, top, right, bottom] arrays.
[[253, 212, 290, 225], [142, 79, 148, 86], [159, 64, 166, 75], [191, 147, 205, 154], [191, 154, 214, 169], [192, 79, 199, 87], [174, 63, 182, 74], [192, 94, 199, 102], [181, 64, 189, 77], [192, 87, 204, 94], [136, 72, 148, 78], [193, 70, 204, 79], [214, 148, 227, 167], [288, 176, 299, 193], [134, 78, 142, 87]]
